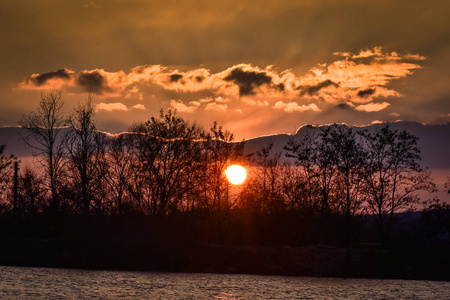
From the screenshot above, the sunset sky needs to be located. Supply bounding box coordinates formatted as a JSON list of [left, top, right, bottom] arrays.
[[1, 0, 449, 139]]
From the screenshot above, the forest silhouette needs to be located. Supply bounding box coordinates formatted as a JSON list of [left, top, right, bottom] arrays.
[[0, 92, 449, 279]]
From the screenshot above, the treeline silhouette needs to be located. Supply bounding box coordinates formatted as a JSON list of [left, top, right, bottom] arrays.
[[0, 91, 449, 278]]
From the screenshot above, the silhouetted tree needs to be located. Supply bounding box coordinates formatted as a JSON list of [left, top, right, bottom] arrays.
[[285, 125, 339, 215], [285, 126, 319, 213], [247, 142, 284, 213], [129, 109, 206, 215], [328, 126, 366, 265], [126, 143, 146, 214], [445, 176, 450, 194], [104, 134, 134, 215], [19, 91, 68, 215], [0, 144, 17, 212], [17, 166, 46, 218], [184, 122, 244, 243], [360, 125, 436, 244], [314, 126, 340, 215], [330, 126, 365, 217], [195, 122, 245, 213], [65, 95, 108, 216], [279, 165, 311, 213]]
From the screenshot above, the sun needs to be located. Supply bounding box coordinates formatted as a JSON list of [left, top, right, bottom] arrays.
[[225, 164, 247, 185]]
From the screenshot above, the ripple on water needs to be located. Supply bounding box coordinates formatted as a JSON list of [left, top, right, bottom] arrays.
[[0, 266, 449, 299]]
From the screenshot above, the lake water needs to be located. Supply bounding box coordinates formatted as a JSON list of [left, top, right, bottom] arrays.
[[0, 266, 449, 299]]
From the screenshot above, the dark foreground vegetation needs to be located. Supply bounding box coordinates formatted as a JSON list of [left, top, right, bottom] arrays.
[[0, 210, 449, 280], [0, 91, 449, 280]]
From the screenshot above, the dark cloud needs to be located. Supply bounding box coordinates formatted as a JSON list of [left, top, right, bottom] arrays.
[[223, 68, 273, 96], [299, 80, 339, 96], [195, 76, 204, 83], [26, 69, 71, 86], [357, 88, 376, 98], [169, 74, 183, 82], [76, 71, 107, 94], [335, 103, 353, 110], [276, 83, 285, 92]]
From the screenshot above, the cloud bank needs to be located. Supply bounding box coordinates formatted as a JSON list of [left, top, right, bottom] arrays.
[[18, 47, 425, 137], [20, 48, 423, 113]]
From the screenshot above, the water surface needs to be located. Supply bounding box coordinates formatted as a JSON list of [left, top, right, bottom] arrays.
[[0, 266, 449, 299]]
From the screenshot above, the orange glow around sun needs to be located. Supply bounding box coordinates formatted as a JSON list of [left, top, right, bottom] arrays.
[[225, 165, 247, 185]]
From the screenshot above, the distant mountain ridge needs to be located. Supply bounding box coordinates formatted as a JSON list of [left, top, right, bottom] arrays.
[[244, 121, 450, 170], [1, 122, 449, 170]]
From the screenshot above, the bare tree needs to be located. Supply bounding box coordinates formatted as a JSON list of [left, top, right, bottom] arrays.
[[285, 125, 338, 215], [0, 145, 16, 189], [195, 122, 245, 213], [194, 122, 244, 243], [279, 165, 311, 213], [360, 125, 436, 244], [327, 126, 366, 263], [104, 134, 134, 215], [285, 127, 318, 213], [129, 109, 206, 215], [445, 176, 450, 194], [313, 126, 340, 215], [0, 144, 17, 213], [330, 126, 365, 217], [247, 142, 284, 214], [65, 94, 107, 216], [17, 166, 46, 218], [19, 91, 68, 214]]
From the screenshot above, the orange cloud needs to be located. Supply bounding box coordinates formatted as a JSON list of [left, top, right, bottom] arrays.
[[273, 101, 320, 113], [131, 104, 146, 110], [355, 102, 390, 112], [242, 98, 269, 106], [169, 99, 199, 113], [19, 47, 424, 116], [95, 102, 129, 112], [335, 47, 426, 61], [20, 68, 74, 90], [199, 97, 214, 103], [205, 102, 228, 112]]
